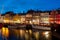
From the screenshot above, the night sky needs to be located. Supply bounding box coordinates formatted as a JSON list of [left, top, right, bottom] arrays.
[[0, 0, 60, 13]]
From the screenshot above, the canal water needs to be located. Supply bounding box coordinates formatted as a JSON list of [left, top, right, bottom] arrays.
[[0, 27, 52, 40]]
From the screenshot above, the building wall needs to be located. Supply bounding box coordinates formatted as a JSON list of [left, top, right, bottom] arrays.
[[40, 12, 50, 26], [50, 10, 58, 23], [0, 14, 4, 23], [1, 12, 51, 26], [20, 15, 26, 24]]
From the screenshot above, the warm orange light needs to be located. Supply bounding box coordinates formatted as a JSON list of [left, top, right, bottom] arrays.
[[5, 28, 9, 37], [32, 19, 39, 24], [56, 21, 60, 24], [19, 29, 25, 37], [42, 31, 50, 38], [34, 32, 39, 40], [29, 30, 32, 35], [2, 27, 9, 37], [4, 20, 10, 23]]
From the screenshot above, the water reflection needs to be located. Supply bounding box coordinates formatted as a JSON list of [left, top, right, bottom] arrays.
[[0, 27, 51, 40], [33, 32, 39, 40], [2, 27, 9, 37]]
